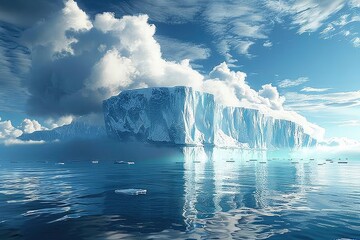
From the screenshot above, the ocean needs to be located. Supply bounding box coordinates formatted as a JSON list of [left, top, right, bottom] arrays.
[[0, 140, 359, 239]]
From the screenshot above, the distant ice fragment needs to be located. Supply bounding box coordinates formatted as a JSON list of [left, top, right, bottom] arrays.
[[114, 160, 134, 165], [115, 189, 147, 195], [114, 160, 126, 164], [92, 160, 99, 164]]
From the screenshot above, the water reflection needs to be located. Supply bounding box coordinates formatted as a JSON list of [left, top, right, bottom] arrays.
[[181, 147, 360, 239], [0, 143, 359, 239]]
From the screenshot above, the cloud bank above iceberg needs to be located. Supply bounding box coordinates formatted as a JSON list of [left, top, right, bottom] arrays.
[[21, 0, 324, 140]]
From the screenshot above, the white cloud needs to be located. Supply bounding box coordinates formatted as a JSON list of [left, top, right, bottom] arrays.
[[23, 0, 92, 54], [321, 24, 335, 35], [23, 3, 204, 116], [45, 115, 74, 129], [318, 137, 360, 148], [234, 41, 255, 56], [21, 118, 47, 133], [333, 120, 360, 127], [349, 0, 360, 8], [0, 117, 23, 139], [203, 62, 286, 111], [278, 77, 309, 88], [352, 37, 360, 47], [290, 0, 345, 34], [200, 62, 323, 139], [284, 91, 360, 111], [3, 139, 45, 146], [263, 40, 272, 47], [343, 30, 351, 36], [301, 87, 331, 92]]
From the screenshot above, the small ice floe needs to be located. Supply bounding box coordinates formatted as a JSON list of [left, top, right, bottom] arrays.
[[114, 160, 135, 165], [114, 160, 126, 164], [115, 189, 147, 195], [92, 160, 99, 164], [56, 162, 65, 165]]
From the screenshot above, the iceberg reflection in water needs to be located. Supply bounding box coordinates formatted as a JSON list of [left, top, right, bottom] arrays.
[[181, 147, 360, 239], [0, 142, 359, 239]]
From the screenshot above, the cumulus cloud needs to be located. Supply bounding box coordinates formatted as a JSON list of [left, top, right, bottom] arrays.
[[278, 77, 309, 88], [45, 115, 74, 129], [20, 0, 323, 140], [21, 119, 47, 134], [0, 116, 52, 144], [0, 118, 23, 140], [22, 2, 204, 117]]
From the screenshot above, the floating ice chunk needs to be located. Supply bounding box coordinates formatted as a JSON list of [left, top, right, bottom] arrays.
[[92, 160, 99, 164], [56, 162, 65, 165], [114, 160, 126, 164], [115, 189, 147, 195], [114, 160, 135, 165]]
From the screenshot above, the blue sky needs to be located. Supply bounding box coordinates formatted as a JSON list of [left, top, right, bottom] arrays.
[[0, 0, 360, 141]]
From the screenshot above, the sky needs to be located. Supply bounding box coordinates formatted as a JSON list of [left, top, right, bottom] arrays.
[[0, 0, 359, 143]]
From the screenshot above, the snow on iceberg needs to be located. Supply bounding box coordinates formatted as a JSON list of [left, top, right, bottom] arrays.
[[103, 86, 317, 149]]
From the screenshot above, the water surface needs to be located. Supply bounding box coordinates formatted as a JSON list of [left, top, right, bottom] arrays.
[[0, 141, 359, 239]]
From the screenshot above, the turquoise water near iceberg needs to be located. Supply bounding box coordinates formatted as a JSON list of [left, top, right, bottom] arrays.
[[0, 140, 359, 239]]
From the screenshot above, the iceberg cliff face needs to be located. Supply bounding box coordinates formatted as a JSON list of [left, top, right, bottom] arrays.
[[103, 86, 316, 148]]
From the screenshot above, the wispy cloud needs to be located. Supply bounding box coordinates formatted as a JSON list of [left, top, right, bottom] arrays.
[[155, 36, 211, 62], [284, 90, 360, 111], [0, 23, 30, 112], [333, 120, 360, 126], [278, 77, 309, 88], [301, 87, 331, 92], [352, 37, 360, 47]]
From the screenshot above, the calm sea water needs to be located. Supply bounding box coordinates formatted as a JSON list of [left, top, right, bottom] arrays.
[[0, 140, 359, 239]]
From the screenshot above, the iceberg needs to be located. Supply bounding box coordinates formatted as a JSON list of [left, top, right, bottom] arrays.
[[19, 121, 106, 142], [103, 86, 316, 149]]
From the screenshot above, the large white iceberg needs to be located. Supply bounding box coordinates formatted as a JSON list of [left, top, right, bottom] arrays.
[[103, 86, 316, 149]]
